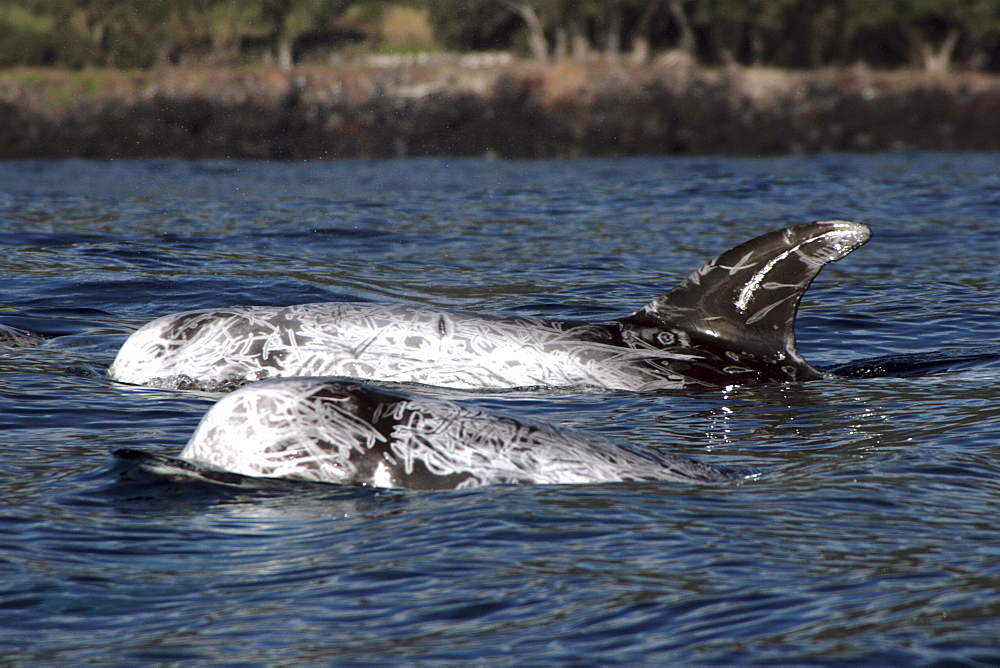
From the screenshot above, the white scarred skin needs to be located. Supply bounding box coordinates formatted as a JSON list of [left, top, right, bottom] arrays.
[[108, 221, 871, 392], [178, 377, 739, 489], [109, 302, 685, 391]]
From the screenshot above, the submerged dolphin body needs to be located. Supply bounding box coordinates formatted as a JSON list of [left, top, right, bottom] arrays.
[[108, 221, 871, 391], [168, 377, 740, 490], [0, 323, 44, 348]]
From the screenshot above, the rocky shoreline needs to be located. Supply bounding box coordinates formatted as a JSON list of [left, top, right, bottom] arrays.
[[2, 60, 999, 159]]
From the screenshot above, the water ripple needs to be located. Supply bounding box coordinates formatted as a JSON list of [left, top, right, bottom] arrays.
[[0, 154, 998, 663]]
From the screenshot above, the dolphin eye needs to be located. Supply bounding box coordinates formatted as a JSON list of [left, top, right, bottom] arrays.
[[656, 331, 675, 345]]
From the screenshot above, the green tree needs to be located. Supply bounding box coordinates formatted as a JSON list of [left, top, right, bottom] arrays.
[[498, 0, 551, 60], [0, 1, 57, 66], [691, 0, 798, 65], [421, 0, 555, 60], [261, 0, 353, 68], [845, 0, 1000, 71], [169, 0, 261, 64]]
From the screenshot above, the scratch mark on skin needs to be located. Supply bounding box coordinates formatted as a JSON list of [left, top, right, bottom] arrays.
[[177, 378, 746, 490]]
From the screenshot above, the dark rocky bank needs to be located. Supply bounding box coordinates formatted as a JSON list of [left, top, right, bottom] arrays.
[[2, 60, 999, 159]]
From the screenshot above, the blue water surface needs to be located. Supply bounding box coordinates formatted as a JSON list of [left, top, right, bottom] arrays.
[[1, 154, 998, 663]]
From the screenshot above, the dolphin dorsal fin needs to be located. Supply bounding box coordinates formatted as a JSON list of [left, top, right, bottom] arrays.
[[621, 221, 871, 383]]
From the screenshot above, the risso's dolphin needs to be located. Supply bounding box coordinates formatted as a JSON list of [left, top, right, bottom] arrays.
[[108, 221, 871, 392], [160, 377, 742, 490]]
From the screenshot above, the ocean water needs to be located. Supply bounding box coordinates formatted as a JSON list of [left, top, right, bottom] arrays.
[[1, 154, 998, 663]]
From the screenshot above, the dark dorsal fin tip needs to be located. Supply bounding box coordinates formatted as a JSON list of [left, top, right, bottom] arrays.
[[621, 221, 871, 380]]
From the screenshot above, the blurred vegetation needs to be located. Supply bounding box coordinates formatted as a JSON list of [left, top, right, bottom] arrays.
[[3, 0, 1000, 72]]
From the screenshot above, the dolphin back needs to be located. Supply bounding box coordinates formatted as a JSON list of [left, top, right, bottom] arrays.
[[621, 221, 871, 385], [177, 377, 738, 489]]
